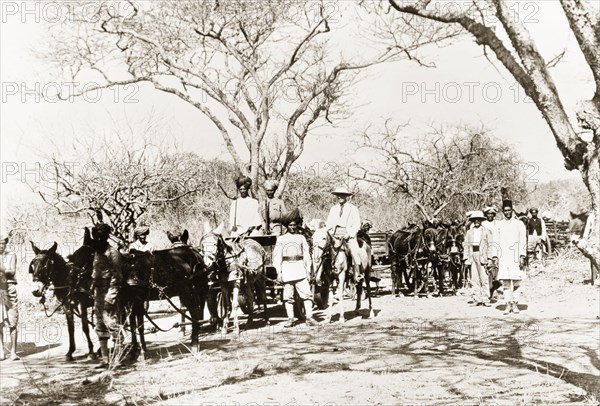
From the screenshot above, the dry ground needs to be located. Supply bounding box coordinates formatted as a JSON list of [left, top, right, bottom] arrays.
[[1, 251, 599, 405]]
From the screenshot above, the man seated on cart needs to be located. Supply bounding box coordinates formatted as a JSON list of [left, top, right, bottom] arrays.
[[229, 176, 264, 238]]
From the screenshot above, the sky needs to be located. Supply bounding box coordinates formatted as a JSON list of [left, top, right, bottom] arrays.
[[0, 0, 596, 224]]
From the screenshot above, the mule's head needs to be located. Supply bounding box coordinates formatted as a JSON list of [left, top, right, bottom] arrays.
[[29, 241, 62, 296], [422, 228, 438, 254], [568, 211, 589, 239], [167, 229, 189, 245], [123, 249, 154, 286], [445, 226, 464, 256], [200, 232, 231, 282]]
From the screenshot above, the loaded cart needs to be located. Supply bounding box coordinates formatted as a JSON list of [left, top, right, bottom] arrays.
[[368, 231, 392, 295]]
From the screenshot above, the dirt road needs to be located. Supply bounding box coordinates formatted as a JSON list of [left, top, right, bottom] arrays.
[[1, 262, 599, 405]]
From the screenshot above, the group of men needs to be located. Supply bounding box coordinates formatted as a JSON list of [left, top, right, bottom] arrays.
[[227, 176, 372, 327], [463, 200, 547, 314]]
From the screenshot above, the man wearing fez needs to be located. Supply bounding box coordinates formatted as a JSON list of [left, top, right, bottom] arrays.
[[463, 211, 493, 306], [325, 186, 364, 282], [261, 180, 287, 236], [494, 199, 527, 315], [130, 226, 154, 252], [273, 209, 317, 328], [91, 223, 124, 367], [229, 176, 264, 237]]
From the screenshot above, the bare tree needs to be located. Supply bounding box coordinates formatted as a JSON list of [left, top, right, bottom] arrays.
[[33, 133, 200, 244], [44, 0, 458, 197], [356, 122, 526, 221], [374, 0, 599, 270]]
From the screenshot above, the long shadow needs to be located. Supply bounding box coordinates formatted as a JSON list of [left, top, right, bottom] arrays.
[[7, 305, 598, 405]]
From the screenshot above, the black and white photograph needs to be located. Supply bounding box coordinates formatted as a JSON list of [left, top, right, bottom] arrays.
[[1, 0, 599, 404]]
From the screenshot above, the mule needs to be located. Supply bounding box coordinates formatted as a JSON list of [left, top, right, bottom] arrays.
[[443, 222, 466, 292], [389, 224, 421, 295], [313, 230, 373, 323], [122, 234, 208, 355], [29, 235, 96, 362], [200, 232, 269, 336]]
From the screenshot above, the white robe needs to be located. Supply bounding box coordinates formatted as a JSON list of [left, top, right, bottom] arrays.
[[496, 217, 527, 280]]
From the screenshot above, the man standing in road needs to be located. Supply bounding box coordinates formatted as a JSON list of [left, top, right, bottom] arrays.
[[494, 200, 527, 315], [463, 211, 493, 307], [92, 223, 124, 368], [527, 208, 550, 255], [482, 206, 501, 300], [273, 208, 317, 328]]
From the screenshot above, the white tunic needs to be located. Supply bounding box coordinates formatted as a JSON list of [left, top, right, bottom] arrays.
[[273, 232, 311, 283], [496, 217, 527, 280]]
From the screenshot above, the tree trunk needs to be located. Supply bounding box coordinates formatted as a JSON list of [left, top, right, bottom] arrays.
[[574, 149, 600, 272]]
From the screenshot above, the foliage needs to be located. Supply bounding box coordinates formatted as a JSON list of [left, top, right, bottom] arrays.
[[356, 123, 526, 221]]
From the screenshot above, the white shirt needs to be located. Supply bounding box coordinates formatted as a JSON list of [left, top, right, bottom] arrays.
[[472, 227, 481, 244], [229, 196, 263, 234], [325, 202, 361, 238], [130, 240, 154, 252], [481, 219, 498, 257]]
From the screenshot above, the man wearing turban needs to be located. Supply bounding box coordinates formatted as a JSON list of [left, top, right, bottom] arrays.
[[229, 176, 264, 237], [273, 208, 317, 327], [261, 179, 287, 236], [91, 223, 124, 367], [130, 226, 154, 253]]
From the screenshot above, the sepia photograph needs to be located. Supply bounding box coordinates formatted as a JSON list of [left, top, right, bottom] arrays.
[[1, 0, 599, 404]]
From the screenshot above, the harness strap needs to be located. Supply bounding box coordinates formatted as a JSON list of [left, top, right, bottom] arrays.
[[150, 281, 206, 325]]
